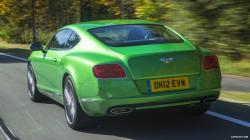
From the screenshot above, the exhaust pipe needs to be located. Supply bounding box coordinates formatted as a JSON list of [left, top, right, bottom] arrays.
[[109, 107, 134, 115], [202, 97, 217, 104]]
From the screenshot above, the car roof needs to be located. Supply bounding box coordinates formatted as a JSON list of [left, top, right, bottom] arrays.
[[65, 19, 161, 30]]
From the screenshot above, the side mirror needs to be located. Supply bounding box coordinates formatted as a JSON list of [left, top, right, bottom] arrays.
[[30, 42, 44, 52]]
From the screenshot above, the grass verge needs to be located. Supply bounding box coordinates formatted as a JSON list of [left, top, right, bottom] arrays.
[[0, 39, 30, 54], [218, 55, 250, 77], [219, 91, 250, 105]]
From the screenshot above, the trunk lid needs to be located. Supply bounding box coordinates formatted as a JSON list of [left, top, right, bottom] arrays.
[[108, 43, 200, 93]]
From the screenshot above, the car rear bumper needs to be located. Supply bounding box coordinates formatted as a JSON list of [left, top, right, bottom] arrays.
[[79, 88, 220, 117]]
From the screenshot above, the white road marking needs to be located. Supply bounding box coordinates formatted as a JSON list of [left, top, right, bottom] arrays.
[[206, 111, 250, 128], [6, 125, 17, 138], [0, 53, 27, 62], [0, 125, 11, 140]]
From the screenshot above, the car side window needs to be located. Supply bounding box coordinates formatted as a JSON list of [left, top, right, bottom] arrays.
[[46, 29, 73, 50], [65, 31, 80, 48]]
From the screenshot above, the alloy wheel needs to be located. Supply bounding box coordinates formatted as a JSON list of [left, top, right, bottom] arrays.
[[64, 79, 76, 124], [27, 66, 35, 98]]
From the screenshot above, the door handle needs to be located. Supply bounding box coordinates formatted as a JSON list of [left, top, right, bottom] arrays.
[[51, 58, 57, 63]]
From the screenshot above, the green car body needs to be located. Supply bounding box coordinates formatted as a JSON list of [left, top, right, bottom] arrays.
[[28, 19, 221, 128]]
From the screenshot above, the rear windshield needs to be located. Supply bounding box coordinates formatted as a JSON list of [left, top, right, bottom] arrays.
[[88, 24, 183, 47]]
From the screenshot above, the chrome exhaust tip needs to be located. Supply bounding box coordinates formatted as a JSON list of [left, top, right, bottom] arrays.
[[109, 107, 134, 115]]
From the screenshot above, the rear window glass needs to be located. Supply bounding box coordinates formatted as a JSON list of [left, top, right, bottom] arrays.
[[88, 24, 183, 47]]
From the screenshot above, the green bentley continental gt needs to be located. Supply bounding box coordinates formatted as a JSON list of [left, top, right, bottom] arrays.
[[28, 20, 221, 129]]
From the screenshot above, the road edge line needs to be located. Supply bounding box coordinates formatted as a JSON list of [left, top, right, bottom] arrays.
[[0, 126, 11, 140], [0, 118, 19, 140], [0, 53, 27, 62], [206, 111, 250, 128]]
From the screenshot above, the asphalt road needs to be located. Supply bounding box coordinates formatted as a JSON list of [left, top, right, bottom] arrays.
[[0, 53, 249, 140], [222, 75, 250, 93]]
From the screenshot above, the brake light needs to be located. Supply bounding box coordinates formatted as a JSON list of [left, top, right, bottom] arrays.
[[93, 64, 126, 78], [203, 55, 219, 70]]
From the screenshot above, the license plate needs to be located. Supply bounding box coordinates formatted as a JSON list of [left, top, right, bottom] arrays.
[[148, 77, 189, 93]]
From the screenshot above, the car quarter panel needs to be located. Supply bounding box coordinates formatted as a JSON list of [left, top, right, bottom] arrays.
[[199, 47, 221, 90], [60, 50, 133, 99]]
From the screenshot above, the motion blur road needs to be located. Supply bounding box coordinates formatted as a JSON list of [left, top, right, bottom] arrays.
[[0, 53, 249, 140], [222, 75, 250, 93]]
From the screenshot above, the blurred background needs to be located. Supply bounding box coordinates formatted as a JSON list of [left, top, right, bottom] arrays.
[[0, 0, 249, 76], [0, 1, 249, 139]]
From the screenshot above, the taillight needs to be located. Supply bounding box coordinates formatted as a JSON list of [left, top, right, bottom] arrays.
[[93, 64, 126, 78], [203, 55, 219, 70]]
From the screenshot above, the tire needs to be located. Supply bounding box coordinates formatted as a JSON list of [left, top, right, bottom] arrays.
[[63, 76, 93, 130], [184, 103, 210, 116], [27, 64, 46, 102]]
